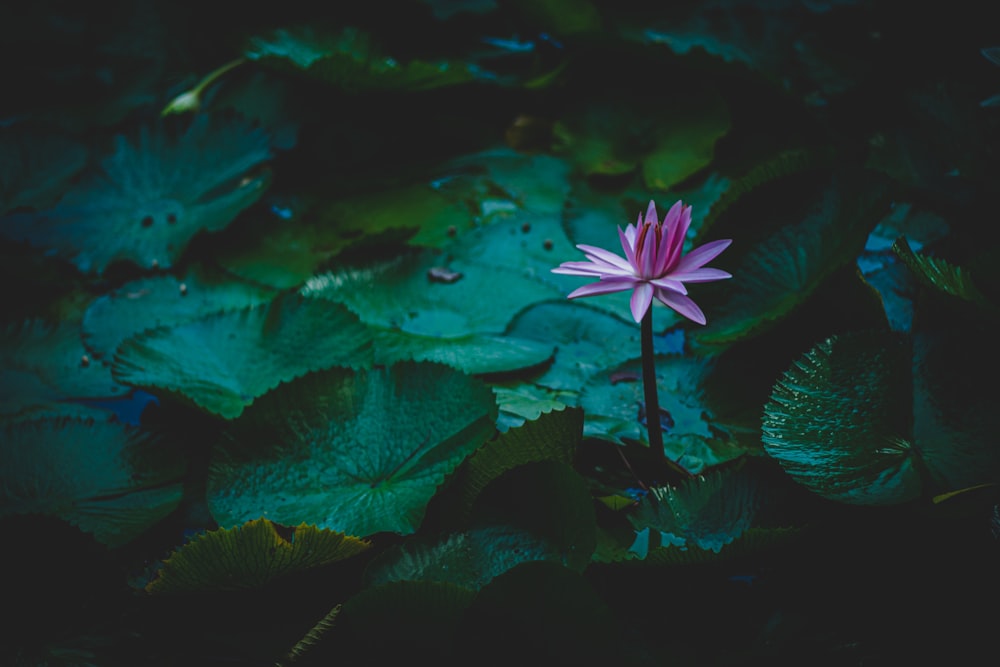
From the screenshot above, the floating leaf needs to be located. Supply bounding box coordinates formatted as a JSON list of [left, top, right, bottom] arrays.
[[491, 383, 571, 432], [434, 147, 573, 218], [363, 525, 566, 591], [451, 407, 582, 519], [146, 518, 370, 594], [373, 328, 553, 375], [640, 526, 801, 565], [322, 182, 473, 249], [0, 417, 185, 548], [303, 247, 562, 337], [0, 114, 272, 274], [112, 293, 373, 419], [207, 362, 498, 536], [0, 128, 87, 213], [761, 330, 921, 505], [82, 264, 276, 362], [911, 325, 1000, 494], [764, 321, 1000, 503], [693, 172, 888, 346], [246, 26, 481, 92], [1, 319, 129, 421], [552, 84, 730, 190], [629, 467, 761, 555], [505, 301, 646, 391], [892, 236, 991, 306]]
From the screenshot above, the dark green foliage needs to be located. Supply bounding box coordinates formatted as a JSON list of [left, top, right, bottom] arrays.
[[2, 1, 998, 664]]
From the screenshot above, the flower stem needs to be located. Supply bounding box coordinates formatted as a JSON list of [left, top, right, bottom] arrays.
[[640, 311, 692, 479]]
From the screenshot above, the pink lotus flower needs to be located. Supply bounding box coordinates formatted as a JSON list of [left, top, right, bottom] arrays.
[[552, 200, 732, 324]]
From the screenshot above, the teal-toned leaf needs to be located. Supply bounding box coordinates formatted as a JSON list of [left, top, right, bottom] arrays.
[[0, 114, 272, 274], [492, 383, 571, 432], [302, 246, 562, 337], [434, 147, 573, 218], [468, 461, 597, 571], [580, 356, 747, 473], [693, 173, 888, 347], [1, 319, 129, 421], [245, 26, 481, 92], [146, 518, 371, 594], [82, 264, 277, 363], [640, 526, 801, 565], [629, 466, 762, 555], [217, 147, 573, 290], [0, 128, 87, 213], [205, 69, 300, 151], [207, 362, 499, 536], [212, 195, 417, 290], [112, 293, 373, 419], [505, 301, 645, 391], [363, 524, 566, 590], [892, 236, 991, 306], [761, 330, 922, 505], [0, 417, 185, 548], [322, 182, 475, 249], [452, 407, 583, 518], [373, 328, 554, 375], [552, 84, 730, 190]]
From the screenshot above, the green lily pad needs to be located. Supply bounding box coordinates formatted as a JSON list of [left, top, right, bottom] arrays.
[[450, 407, 583, 520], [693, 172, 889, 347], [640, 526, 801, 565], [579, 355, 747, 473], [1, 319, 130, 421], [245, 25, 480, 92], [363, 524, 567, 591], [761, 331, 916, 505], [505, 301, 645, 391], [552, 84, 730, 190], [82, 264, 277, 362], [892, 236, 991, 306], [760, 328, 999, 505], [207, 362, 499, 536], [323, 182, 474, 249], [206, 69, 301, 151], [628, 466, 761, 555], [0, 114, 272, 274], [373, 327, 554, 375], [112, 293, 373, 419], [146, 518, 371, 594], [491, 383, 572, 432], [641, 86, 731, 190], [302, 246, 562, 337], [467, 461, 597, 572], [0, 416, 185, 548], [0, 128, 87, 213], [434, 147, 573, 218]]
